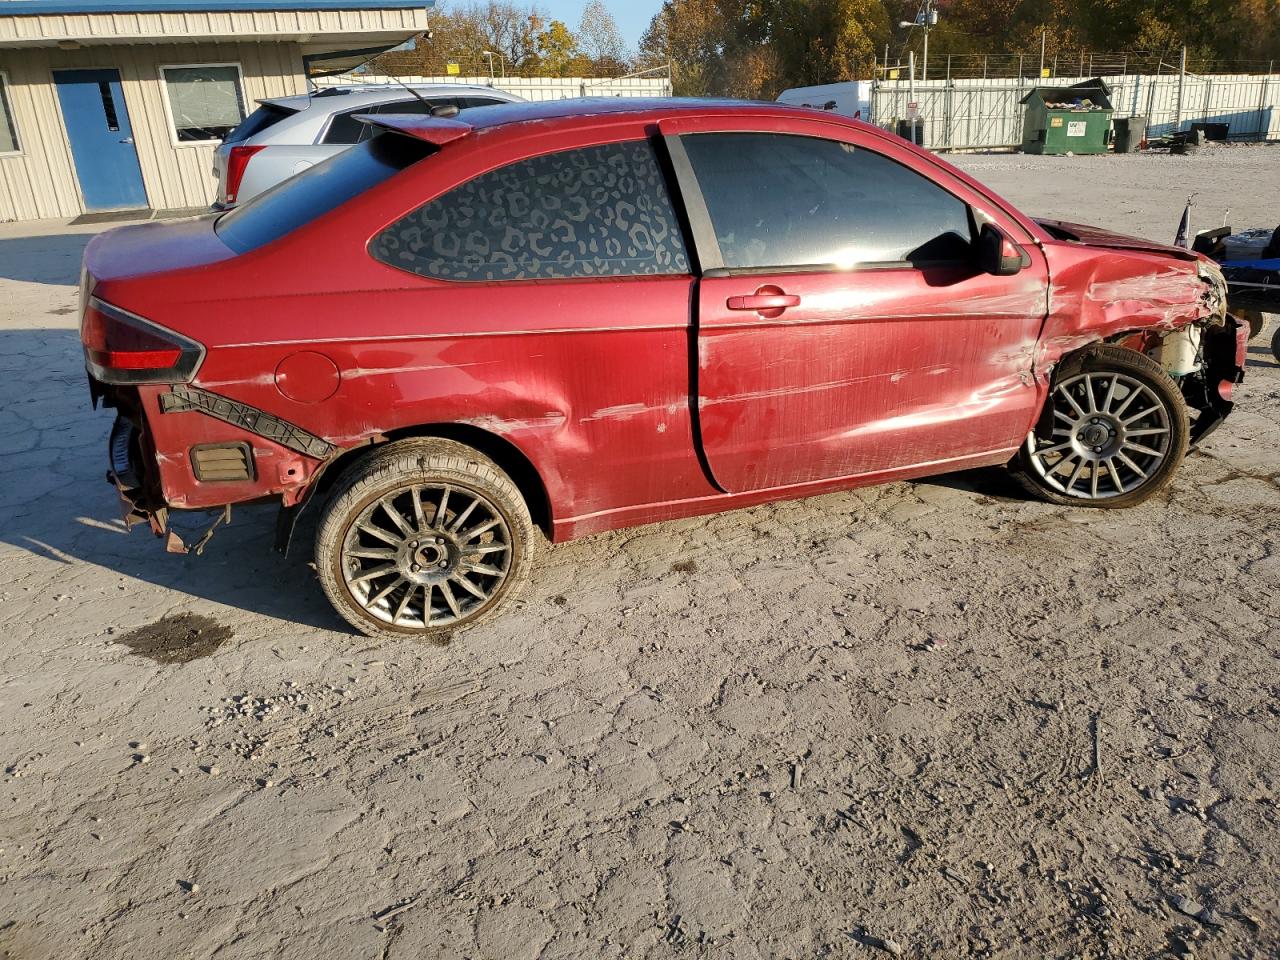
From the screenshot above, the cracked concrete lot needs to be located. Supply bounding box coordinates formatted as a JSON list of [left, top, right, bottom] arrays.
[[0, 146, 1278, 960]]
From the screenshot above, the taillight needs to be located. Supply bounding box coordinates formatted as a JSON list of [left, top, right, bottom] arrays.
[[223, 144, 265, 205], [82, 297, 204, 385]]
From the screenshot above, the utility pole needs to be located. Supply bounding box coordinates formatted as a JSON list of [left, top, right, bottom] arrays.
[[1039, 28, 1046, 78], [908, 49, 916, 141], [1175, 45, 1187, 132], [899, 0, 938, 82], [923, 2, 930, 82]]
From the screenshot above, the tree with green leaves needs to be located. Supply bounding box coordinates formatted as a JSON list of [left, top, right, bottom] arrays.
[[536, 19, 581, 75]]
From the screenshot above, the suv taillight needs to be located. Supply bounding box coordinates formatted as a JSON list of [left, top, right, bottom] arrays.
[[224, 144, 265, 205], [82, 297, 204, 385]]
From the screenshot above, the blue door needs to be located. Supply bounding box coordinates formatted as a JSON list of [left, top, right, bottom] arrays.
[[54, 69, 148, 211]]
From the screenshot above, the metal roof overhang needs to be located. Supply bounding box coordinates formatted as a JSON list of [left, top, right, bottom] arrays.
[[0, 0, 432, 47]]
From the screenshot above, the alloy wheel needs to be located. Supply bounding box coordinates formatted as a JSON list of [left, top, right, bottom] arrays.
[[1025, 371, 1173, 500], [340, 483, 513, 629]]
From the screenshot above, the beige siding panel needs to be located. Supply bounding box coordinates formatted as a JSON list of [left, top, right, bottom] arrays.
[[0, 48, 84, 220], [0, 41, 307, 220]]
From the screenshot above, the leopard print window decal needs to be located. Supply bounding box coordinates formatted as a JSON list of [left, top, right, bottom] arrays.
[[370, 140, 691, 282]]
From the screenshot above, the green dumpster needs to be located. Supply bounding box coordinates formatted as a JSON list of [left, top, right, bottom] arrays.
[[1020, 79, 1114, 155]]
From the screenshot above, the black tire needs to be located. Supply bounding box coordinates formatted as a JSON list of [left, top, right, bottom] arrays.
[[315, 438, 535, 640], [1011, 345, 1190, 508], [1272, 322, 1280, 364], [1240, 308, 1265, 341]]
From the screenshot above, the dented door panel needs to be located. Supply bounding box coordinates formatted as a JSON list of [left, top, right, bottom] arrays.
[[696, 262, 1049, 492]]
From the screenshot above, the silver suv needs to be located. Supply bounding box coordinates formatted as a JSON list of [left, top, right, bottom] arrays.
[[213, 84, 523, 208]]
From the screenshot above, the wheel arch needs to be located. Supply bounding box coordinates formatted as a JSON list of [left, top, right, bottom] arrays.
[[1030, 337, 1151, 437], [355, 423, 553, 535], [277, 423, 555, 556]]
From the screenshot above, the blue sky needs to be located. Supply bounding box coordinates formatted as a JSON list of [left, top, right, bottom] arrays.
[[539, 0, 662, 52]]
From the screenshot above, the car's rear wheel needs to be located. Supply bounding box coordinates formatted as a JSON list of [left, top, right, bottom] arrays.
[[315, 439, 534, 640], [1011, 345, 1189, 508]]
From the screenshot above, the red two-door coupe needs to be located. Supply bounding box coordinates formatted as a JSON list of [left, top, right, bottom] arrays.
[[80, 99, 1247, 638]]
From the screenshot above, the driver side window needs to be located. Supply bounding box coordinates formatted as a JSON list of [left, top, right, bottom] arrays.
[[680, 132, 974, 271]]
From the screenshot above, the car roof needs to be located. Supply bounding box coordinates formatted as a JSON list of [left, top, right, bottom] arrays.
[[265, 84, 521, 114], [424, 96, 852, 132], [370, 96, 867, 142]]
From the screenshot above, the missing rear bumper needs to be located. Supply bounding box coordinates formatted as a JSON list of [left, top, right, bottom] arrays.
[[106, 414, 232, 556]]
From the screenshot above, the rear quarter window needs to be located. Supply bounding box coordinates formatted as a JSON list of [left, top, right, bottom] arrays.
[[224, 103, 295, 144], [215, 133, 431, 253], [369, 140, 690, 282]]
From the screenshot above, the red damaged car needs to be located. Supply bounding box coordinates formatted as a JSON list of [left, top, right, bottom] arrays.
[[80, 99, 1247, 638]]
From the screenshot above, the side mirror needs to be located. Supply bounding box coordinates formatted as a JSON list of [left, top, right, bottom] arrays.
[[978, 223, 1030, 276]]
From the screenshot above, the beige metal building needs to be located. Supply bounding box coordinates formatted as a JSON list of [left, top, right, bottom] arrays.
[[0, 0, 429, 221]]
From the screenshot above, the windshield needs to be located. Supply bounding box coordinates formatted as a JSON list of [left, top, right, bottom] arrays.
[[215, 133, 433, 253]]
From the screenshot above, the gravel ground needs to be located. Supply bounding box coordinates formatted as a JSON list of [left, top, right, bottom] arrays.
[[0, 145, 1277, 960]]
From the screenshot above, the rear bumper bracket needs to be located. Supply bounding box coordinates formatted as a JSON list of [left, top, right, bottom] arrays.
[[160, 385, 337, 459]]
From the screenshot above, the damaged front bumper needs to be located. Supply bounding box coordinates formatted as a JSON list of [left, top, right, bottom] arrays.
[[1184, 312, 1249, 447]]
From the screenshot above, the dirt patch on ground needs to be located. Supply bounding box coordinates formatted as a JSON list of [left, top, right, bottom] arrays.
[[115, 613, 233, 664]]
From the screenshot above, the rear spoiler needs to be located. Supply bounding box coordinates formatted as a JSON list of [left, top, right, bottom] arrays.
[[355, 114, 473, 147], [255, 96, 305, 114]]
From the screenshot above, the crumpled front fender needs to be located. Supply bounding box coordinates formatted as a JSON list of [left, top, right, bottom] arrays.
[[1037, 245, 1228, 380]]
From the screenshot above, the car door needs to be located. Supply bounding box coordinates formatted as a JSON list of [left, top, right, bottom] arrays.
[[661, 119, 1050, 494]]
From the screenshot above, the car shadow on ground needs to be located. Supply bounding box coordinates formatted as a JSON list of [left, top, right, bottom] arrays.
[[0, 326, 348, 633], [1246, 343, 1277, 368], [11, 500, 348, 634], [913, 464, 1031, 502], [0, 233, 97, 285]]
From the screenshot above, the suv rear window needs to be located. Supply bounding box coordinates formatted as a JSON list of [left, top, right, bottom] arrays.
[[224, 103, 296, 145], [215, 133, 431, 253], [322, 96, 508, 145]]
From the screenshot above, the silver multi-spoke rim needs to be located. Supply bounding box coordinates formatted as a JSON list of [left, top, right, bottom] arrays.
[[340, 483, 512, 629], [1026, 371, 1172, 500]]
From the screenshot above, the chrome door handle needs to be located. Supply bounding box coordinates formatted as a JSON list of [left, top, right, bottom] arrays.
[[119, 137, 133, 144]]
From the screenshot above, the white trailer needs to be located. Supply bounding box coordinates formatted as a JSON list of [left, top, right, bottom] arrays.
[[776, 81, 873, 121]]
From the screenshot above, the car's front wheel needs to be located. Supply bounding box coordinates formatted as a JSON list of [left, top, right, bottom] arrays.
[[315, 439, 535, 640], [1012, 345, 1190, 508]]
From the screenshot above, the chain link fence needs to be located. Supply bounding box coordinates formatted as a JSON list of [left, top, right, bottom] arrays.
[[873, 71, 1280, 150], [876, 52, 1278, 82]]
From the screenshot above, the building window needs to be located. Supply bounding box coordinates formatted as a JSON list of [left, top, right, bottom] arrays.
[[0, 74, 20, 154], [161, 64, 245, 143]]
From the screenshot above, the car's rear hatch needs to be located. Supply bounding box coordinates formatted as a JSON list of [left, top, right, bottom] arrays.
[[212, 96, 306, 204]]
